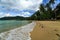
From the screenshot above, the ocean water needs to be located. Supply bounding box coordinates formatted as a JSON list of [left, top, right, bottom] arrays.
[[0, 20, 31, 33], [0, 21, 35, 40]]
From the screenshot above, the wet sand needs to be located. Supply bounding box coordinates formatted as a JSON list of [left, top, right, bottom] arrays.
[[30, 21, 60, 40]]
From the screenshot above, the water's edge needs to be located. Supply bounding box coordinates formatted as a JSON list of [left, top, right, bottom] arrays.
[[0, 20, 32, 33], [0, 21, 36, 40]]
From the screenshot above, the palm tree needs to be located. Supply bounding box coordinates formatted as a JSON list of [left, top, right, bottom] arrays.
[[39, 4, 46, 19], [39, 0, 55, 20], [31, 0, 56, 20], [54, 3, 60, 19], [49, 0, 57, 20], [49, 0, 55, 4]]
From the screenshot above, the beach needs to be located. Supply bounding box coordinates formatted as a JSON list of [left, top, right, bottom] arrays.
[[0, 21, 60, 40], [31, 21, 60, 40]]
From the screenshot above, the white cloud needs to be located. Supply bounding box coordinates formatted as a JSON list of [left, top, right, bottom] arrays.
[[0, 12, 12, 17], [0, 0, 43, 17], [17, 12, 31, 17], [20, 0, 33, 8], [22, 12, 31, 17], [16, 0, 43, 10], [0, 0, 43, 11], [4, 13, 12, 17]]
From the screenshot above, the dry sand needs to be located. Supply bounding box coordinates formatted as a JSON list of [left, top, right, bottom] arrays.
[[30, 21, 60, 40]]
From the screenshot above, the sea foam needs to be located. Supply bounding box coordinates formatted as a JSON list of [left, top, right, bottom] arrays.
[[0, 22, 36, 40]]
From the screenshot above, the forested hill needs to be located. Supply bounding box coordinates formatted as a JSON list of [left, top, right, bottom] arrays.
[[0, 16, 26, 20]]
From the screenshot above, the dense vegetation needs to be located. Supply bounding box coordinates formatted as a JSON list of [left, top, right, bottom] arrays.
[[30, 0, 60, 20]]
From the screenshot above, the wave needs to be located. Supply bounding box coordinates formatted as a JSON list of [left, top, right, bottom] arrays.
[[0, 21, 36, 40]]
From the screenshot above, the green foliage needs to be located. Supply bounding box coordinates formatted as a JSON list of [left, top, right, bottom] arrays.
[[54, 3, 60, 19], [30, 0, 60, 20], [30, 10, 40, 20]]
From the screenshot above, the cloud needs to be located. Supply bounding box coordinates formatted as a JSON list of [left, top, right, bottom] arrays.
[[0, 0, 43, 17], [22, 12, 31, 17], [16, 0, 43, 10], [20, 0, 33, 8], [17, 11, 32, 17], [4, 13, 12, 17], [0, 0, 43, 10]]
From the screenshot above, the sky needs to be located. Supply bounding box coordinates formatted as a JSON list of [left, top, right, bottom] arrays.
[[0, 0, 43, 17], [0, 0, 60, 17]]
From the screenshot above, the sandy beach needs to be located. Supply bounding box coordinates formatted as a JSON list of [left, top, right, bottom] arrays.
[[0, 21, 60, 40], [31, 21, 60, 40]]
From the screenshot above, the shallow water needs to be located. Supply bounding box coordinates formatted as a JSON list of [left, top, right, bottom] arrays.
[[0, 20, 31, 33], [0, 21, 36, 40]]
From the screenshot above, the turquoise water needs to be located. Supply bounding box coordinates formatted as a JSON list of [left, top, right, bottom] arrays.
[[0, 20, 31, 33]]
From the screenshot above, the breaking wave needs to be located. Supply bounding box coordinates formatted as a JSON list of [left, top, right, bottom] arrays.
[[0, 22, 36, 40]]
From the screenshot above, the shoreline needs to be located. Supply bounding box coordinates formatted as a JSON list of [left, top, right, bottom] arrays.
[[0, 21, 36, 40]]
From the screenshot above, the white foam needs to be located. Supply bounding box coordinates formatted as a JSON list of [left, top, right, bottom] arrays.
[[0, 22, 36, 40]]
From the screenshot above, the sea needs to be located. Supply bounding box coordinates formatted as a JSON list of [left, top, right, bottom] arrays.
[[0, 20, 32, 33], [0, 20, 35, 40]]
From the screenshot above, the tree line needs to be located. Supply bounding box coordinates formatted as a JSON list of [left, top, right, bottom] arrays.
[[30, 0, 60, 20]]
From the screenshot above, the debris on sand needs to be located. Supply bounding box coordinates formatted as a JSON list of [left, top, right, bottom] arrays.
[[56, 34, 60, 37], [41, 24, 44, 28], [54, 29, 58, 32]]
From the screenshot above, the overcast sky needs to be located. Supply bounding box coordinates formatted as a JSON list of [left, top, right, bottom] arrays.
[[0, 0, 60, 17]]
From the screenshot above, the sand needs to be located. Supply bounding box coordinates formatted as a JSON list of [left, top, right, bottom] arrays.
[[30, 21, 60, 40], [0, 21, 60, 40]]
